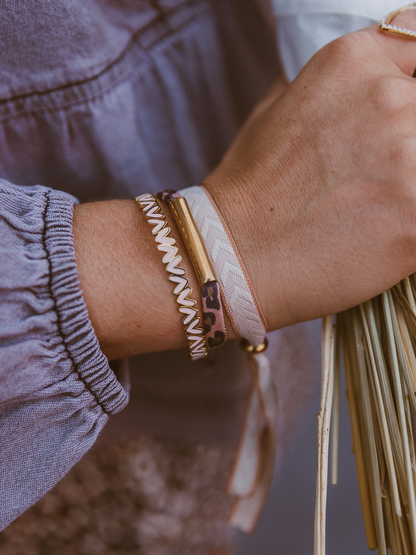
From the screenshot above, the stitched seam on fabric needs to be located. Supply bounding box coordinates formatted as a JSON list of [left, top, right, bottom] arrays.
[[0, 4, 213, 124], [0, 85, 128, 125], [42, 191, 109, 415], [0, 0, 206, 107], [200, 185, 268, 333]]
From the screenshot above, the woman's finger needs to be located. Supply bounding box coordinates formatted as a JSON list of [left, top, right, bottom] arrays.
[[366, 9, 416, 76]]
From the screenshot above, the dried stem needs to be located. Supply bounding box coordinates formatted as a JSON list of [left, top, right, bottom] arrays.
[[314, 316, 335, 555]]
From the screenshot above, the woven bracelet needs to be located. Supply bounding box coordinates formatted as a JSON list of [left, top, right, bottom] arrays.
[[178, 185, 277, 534], [179, 185, 268, 346], [159, 189, 227, 350], [134, 193, 207, 361]]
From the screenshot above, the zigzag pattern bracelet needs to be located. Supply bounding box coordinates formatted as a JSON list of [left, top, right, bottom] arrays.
[[135, 193, 207, 361], [159, 190, 227, 350]]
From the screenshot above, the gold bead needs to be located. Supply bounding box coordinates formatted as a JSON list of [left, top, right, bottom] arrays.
[[240, 337, 269, 354]]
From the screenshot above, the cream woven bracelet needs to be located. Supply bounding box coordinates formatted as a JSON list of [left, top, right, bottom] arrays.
[[178, 185, 277, 534], [135, 193, 207, 361], [179, 185, 268, 346]]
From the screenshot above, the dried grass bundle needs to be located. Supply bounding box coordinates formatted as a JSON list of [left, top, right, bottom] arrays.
[[316, 277, 416, 555]]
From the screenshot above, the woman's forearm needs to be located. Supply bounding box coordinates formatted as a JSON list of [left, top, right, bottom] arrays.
[[73, 199, 238, 360]]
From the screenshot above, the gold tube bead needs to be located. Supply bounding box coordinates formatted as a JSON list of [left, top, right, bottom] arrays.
[[169, 196, 217, 286]]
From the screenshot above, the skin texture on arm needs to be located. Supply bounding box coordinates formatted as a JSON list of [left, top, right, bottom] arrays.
[[72, 199, 239, 361], [74, 15, 416, 361]]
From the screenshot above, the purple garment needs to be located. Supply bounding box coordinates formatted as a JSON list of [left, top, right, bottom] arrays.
[[0, 0, 281, 530], [0, 0, 277, 201], [0, 180, 128, 529]]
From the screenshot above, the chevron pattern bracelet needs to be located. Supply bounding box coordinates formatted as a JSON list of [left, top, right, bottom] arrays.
[[177, 185, 277, 535], [134, 193, 207, 361], [179, 185, 268, 346]]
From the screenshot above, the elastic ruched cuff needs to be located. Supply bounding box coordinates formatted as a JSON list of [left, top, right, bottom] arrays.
[[43, 190, 127, 414], [0, 179, 128, 529]]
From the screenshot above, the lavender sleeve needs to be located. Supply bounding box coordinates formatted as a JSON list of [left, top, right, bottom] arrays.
[[0, 179, 128, 530]]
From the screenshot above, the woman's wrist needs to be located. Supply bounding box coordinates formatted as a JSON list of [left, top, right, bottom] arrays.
[[202, 172, 292, 334], [72, 76, 289, 357], [73, 199, 223, 360]]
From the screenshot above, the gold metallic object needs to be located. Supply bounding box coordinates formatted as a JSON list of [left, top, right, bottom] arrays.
[[169, 196, 217, 286], [240, 337, 269, 354], [380, 3, 416, 37]]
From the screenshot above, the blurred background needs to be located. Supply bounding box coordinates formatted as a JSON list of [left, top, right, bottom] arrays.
[[239, 373, 369, 554], [0, 350, 372, 555]]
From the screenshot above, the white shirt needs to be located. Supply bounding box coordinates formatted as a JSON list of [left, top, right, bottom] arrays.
[[271, 0, 402, 80], [272, 0, 400, 19]]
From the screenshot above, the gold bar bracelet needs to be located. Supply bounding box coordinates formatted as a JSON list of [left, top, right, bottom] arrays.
[[169, 196, 217, 286]]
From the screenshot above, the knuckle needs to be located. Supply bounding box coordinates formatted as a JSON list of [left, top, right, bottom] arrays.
[[319, 35, 357, 67], [313, 33, 374, 83], [318, 32, 373, 67], [371, 76, 414, 117]]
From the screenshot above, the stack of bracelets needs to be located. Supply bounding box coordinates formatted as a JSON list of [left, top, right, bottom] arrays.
[[134, 185, 277, 533]]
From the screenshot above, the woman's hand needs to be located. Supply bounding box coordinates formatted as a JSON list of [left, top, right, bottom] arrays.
[[75, 15, 416, 358], [204, 16, 416, 331]]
